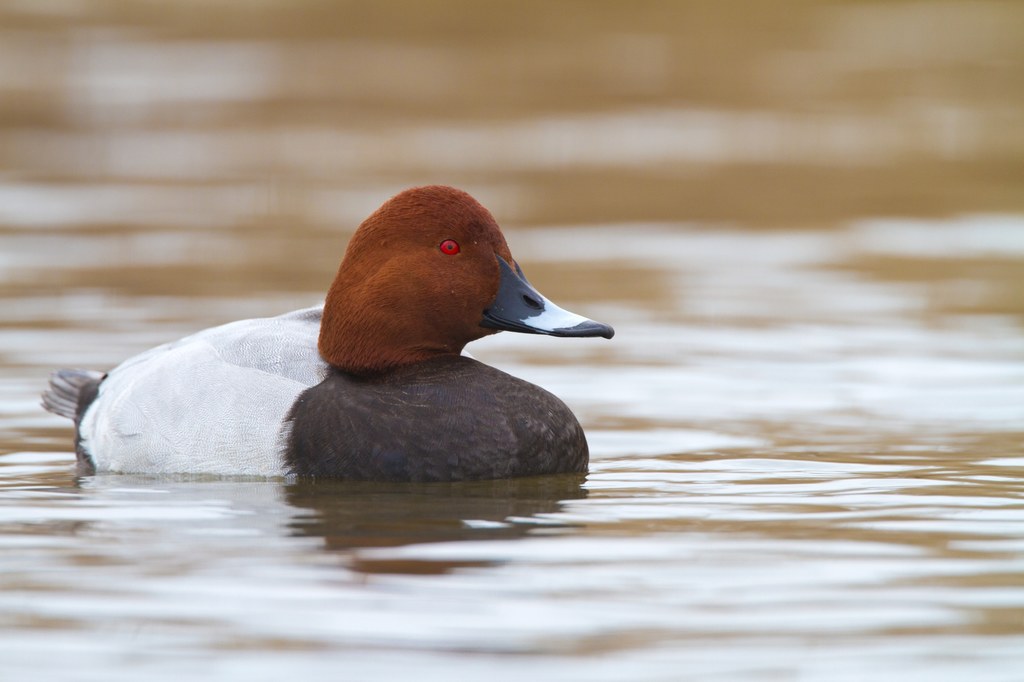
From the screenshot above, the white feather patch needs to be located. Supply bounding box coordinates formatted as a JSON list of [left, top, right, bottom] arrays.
[[80, 306, 328, 476]]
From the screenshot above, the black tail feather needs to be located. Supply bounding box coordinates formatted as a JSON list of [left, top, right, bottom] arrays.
[[42, 369, 105, 423]]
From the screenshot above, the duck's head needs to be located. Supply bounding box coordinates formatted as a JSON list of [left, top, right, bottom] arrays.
[[319, 185, 614, 375]]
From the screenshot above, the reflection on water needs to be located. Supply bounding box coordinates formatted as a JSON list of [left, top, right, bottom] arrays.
[[1, 0, 1023, 680], [286, 475, 587, 564]]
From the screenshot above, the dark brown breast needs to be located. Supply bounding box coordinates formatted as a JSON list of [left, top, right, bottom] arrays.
[[283, 355, 589, 481]]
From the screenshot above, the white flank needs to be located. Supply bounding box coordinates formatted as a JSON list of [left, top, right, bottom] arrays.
[[79, 306, 328, 476]]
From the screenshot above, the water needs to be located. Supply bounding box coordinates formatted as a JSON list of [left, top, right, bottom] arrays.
[[2, 1, 1023, 680]]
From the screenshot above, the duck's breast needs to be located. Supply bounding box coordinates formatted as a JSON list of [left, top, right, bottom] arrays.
[[80, 306, 328, 475], [284, 355, 589, 481]]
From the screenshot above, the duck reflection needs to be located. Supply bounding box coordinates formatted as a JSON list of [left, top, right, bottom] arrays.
[[284, 474, 587, 574]]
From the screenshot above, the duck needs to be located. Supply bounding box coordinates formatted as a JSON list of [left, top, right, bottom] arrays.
[[42, 185, 614, 481]]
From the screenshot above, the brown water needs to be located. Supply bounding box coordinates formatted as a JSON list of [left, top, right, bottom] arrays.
[[2, 1, 1023, 680]]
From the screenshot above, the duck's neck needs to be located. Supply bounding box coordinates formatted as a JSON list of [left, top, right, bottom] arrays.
[[318, 283, 467, 376]]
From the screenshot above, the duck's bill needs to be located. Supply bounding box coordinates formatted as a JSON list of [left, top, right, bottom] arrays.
[[481, 257, 615, 339]]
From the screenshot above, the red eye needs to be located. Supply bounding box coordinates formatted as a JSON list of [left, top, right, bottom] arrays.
[[439, 239, 460, 255]]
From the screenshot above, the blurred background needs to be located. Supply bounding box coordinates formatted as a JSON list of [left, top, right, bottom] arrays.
[[2, 2, 1024, 680], [2, 1, 1022, 236], [3, 0, 1022, 444]]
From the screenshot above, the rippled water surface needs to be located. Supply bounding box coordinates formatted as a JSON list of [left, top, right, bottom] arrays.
[[2, 1, 1023, 680]]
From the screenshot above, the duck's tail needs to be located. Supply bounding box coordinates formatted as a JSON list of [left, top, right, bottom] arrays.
[[42, 369, 105, 422]]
